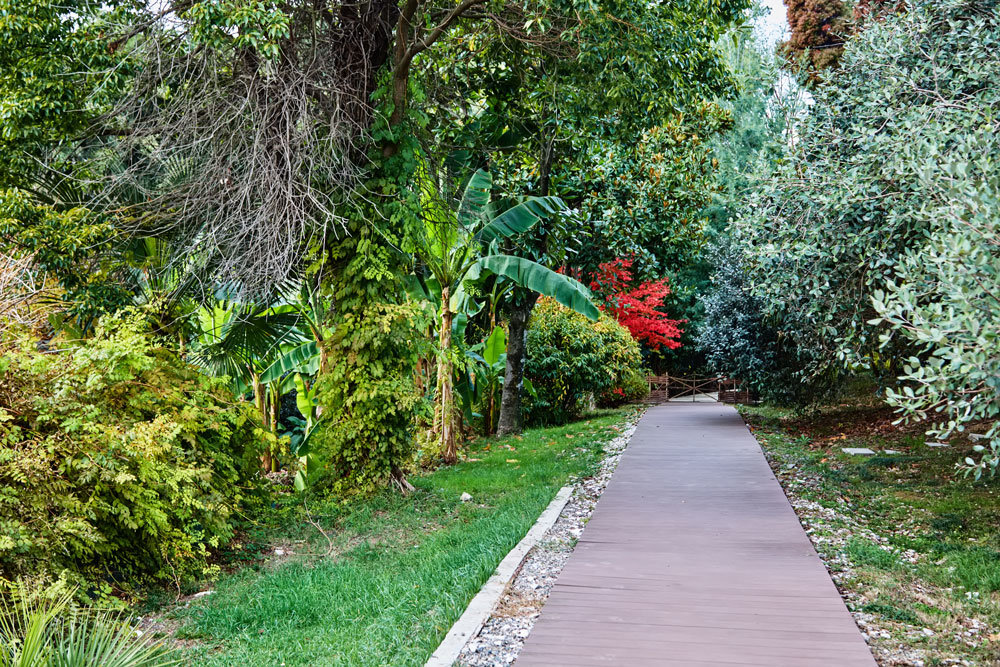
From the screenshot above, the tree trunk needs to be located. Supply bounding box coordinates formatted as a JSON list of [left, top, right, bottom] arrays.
[[253, 374, 273, 472], [269, 383, 280, 472], [497, 291, 538, 436], [486, 386, 496, 436], [435, 289, 458, 463]]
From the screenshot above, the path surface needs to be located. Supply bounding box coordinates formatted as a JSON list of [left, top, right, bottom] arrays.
[[515, 403, 876, 666]]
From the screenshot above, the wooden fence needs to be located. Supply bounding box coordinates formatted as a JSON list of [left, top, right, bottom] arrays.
[[644, 375, 754, 404]]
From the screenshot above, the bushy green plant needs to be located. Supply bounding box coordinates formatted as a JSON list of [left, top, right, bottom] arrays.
[[0, 311, 261, 597], [311, 302, 430, 494], [738, 0, 1000, 382], [873, 218, 1000, 478], [523, 298, 643, 425], [697, 239, 825, 404], [598, 368, 649, 408]]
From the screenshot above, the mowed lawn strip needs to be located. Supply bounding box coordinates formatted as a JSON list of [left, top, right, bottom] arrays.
[[171, 409, 632, 666], [742, 403, 1000, 665]]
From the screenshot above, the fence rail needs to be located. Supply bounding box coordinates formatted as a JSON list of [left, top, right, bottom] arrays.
[[644, 375, 754, 404]]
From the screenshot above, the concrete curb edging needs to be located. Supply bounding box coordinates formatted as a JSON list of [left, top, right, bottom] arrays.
[[424, 485, 575, 667]]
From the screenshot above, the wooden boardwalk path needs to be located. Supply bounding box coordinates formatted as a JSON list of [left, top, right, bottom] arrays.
[[516, 403, 877, 666]]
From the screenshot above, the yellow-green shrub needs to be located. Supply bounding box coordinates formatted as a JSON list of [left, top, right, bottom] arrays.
[[0, 312, 261, 599], [524, 298, 644, 425]]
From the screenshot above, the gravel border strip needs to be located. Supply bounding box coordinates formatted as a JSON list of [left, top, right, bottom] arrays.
[[426, 485, 574, 667], [456, 415, 641, 667]]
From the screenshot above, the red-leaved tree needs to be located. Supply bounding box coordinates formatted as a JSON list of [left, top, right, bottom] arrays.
[[588, 258, 684, 350]]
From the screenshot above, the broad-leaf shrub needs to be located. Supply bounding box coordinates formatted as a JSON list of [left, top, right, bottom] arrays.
[[738, 0, 1000, 380], [697, 240, 819, 403], [0, 313, 260, 597], [523, 298, 644, 425], [599, 368, 649, 408], [873, 209, 1000, 478]]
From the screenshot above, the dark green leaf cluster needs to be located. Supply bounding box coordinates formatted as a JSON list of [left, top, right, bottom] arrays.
[[697, 238, 824, 404], [523, 298, 644, 425]]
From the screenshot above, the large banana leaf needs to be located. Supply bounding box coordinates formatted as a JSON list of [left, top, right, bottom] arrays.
[[483, 326, 506, 366], [476, 196, 566, 243], [260, 340, 319, 384], [474, 255, 600, 321], [458, 169, 492, 226], [404, 273, 442, 305]]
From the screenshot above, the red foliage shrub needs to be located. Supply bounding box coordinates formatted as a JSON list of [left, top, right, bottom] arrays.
[[588, 258, 684, 351]]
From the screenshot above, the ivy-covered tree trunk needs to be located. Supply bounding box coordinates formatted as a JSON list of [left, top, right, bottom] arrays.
[[435, 288, 458, 463], [498, 290, 538, 435]]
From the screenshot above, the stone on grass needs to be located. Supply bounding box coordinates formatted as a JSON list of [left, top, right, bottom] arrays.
[[883, 450, 902, 455], [842, 447, 876, 456], [461, 492, 473, 502]]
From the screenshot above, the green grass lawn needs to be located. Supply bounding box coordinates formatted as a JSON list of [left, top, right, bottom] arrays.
[[164, 409, 634, 666], [742, 402, 1000, 665]]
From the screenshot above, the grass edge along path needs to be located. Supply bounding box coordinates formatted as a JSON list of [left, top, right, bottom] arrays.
[[741, 403, 1000, 666], [169, 408, 636, 666]]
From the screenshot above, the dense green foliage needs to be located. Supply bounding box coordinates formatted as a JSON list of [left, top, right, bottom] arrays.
[[312, 301, 428, 494], [862, 2, 1000, 475], [737, 0, 1000, 472], [523, 299, 644, 425], [0, 313, 260, 597], [0, 192, 131, 324], [576, 103, 732, 281], [697, 240, 806, 402]]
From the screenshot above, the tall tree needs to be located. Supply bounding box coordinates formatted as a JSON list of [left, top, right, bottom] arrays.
[[780, 0, 851, 79], [418, 0, 751, 432]]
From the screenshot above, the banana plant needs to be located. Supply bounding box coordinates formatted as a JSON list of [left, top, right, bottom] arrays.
[[290, 372, 320, 491], [463, 325, 507, 435], [412, 167, 599, 464], [188, 283, 327, 472]]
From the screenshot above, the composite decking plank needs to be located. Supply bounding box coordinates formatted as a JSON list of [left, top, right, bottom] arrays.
[[515, 403, 876, 666]]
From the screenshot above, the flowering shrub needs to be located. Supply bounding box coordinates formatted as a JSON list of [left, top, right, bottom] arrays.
[[588, 258, 683, 351]]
